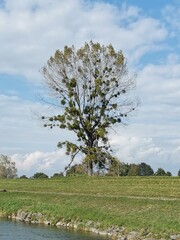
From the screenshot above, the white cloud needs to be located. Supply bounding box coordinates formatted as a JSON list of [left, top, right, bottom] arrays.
[[137, 59, 180, 117], [110, 134, 180, 175], [1, 86, 179, 176], [0, 0, 167, 82], [0, 0, 179, 176], [0, 93, 81, 177], [108, 57, 180, 176], [11, 149, 69, 177], [0, 94, 69, 155]]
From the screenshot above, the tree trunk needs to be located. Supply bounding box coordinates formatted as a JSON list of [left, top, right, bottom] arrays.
[[87, 159, 93, 176], [86, 136, 94, 176]]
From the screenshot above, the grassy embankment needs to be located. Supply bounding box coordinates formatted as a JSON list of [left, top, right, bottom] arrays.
[[0, 176, 180, 237]]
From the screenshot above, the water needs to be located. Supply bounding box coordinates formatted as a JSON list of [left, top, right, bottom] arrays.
[[0, 219, 107, 240]]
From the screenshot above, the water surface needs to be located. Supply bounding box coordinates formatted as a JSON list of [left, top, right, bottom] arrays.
[[0, 219, 107, 240]]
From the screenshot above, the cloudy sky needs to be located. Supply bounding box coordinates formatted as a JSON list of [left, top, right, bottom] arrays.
[[0, 0, 180, 177]]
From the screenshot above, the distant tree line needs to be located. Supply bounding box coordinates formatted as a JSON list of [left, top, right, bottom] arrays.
[[65, 161, 174, 177], [19, 172, 64, 179], [1, 154, 180, 179], [24, 161, 177, 178], [24, 163, 180, 178]]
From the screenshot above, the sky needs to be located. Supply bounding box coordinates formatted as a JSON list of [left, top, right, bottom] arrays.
[[0, 0, 180, 177]]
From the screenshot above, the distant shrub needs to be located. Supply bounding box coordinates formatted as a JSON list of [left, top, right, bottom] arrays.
[[19, 175, 28, 179], [66, 164, 87, 176], [165, 171, 172, 176], [32, 172, 49, 179], [51, 172, 64, 178], [128, 164, 139, 176], [155, 168, 166, 176], [139, 162, 154, 176]]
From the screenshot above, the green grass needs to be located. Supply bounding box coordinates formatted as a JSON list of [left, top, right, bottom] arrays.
[[0, 176, 180, 236]]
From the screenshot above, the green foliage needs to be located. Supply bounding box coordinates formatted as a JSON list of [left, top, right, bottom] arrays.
[[51, 173, 64, 178], [108, 162, 171, 177], [155, 168, 167, 176], [178, 169, 180, 177], [154, 168, 172, 176], [66, 164, 87, 176], [19, 175, 28, 179], [128, 164, 140, 176], [139, 162, 154, 176], [165, 171, 172, 176], [107, 158, 129, 176], [41, 41, 137, 175], [0, 154, 17, 179], [32, 172, 49, 179]]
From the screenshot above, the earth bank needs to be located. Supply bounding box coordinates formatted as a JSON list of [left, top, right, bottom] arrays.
[[1, 210, 180, 240]]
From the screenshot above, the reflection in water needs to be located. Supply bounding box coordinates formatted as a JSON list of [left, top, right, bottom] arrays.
[[0, 219, 107, 240]]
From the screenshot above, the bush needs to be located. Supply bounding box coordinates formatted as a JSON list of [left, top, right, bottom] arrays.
[[51, 172, 64, 178], [66, 164, 86, 176], [19, 175, 28, 179], [165, 171, 172, 176], [155, 168, 166, 176], [139, 162, 154, 176], [32, 172, 49, 179]]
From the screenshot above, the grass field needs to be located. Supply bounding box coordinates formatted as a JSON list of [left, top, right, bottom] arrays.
[[0, 176, 180, 237]]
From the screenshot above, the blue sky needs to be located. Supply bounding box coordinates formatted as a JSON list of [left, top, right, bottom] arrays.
[[0, 0, 180, 176]]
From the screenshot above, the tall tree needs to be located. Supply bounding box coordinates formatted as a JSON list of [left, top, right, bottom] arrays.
[[0, 154, 17, 179], [41, 42, 138, 175]]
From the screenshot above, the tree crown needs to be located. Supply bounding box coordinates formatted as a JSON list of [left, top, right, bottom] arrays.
[[0, 154, 17, 179], [41, 42, 138, 175]]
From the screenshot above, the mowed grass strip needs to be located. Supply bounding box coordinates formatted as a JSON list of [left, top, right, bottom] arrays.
[[0, 176, 180, 198], [0, 176, 180, 235]]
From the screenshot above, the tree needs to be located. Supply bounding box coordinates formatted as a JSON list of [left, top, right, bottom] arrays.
[[107, 159, 129, 176], [19, 175, 28, 179], [119, 163, 130, 176], [139, 162, 154, 176], [128, 164, 140, 176], [51, 172, 64, 178], [178, 169, 180, 176], [32, 172, 49, 179], [155, 168, 166, 176], [66, 164, 87, 176], [41, 41, 137, 175], [0, 154, 17, 179], [107, 158, 121, 176], [165, 171, 172, 176]]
